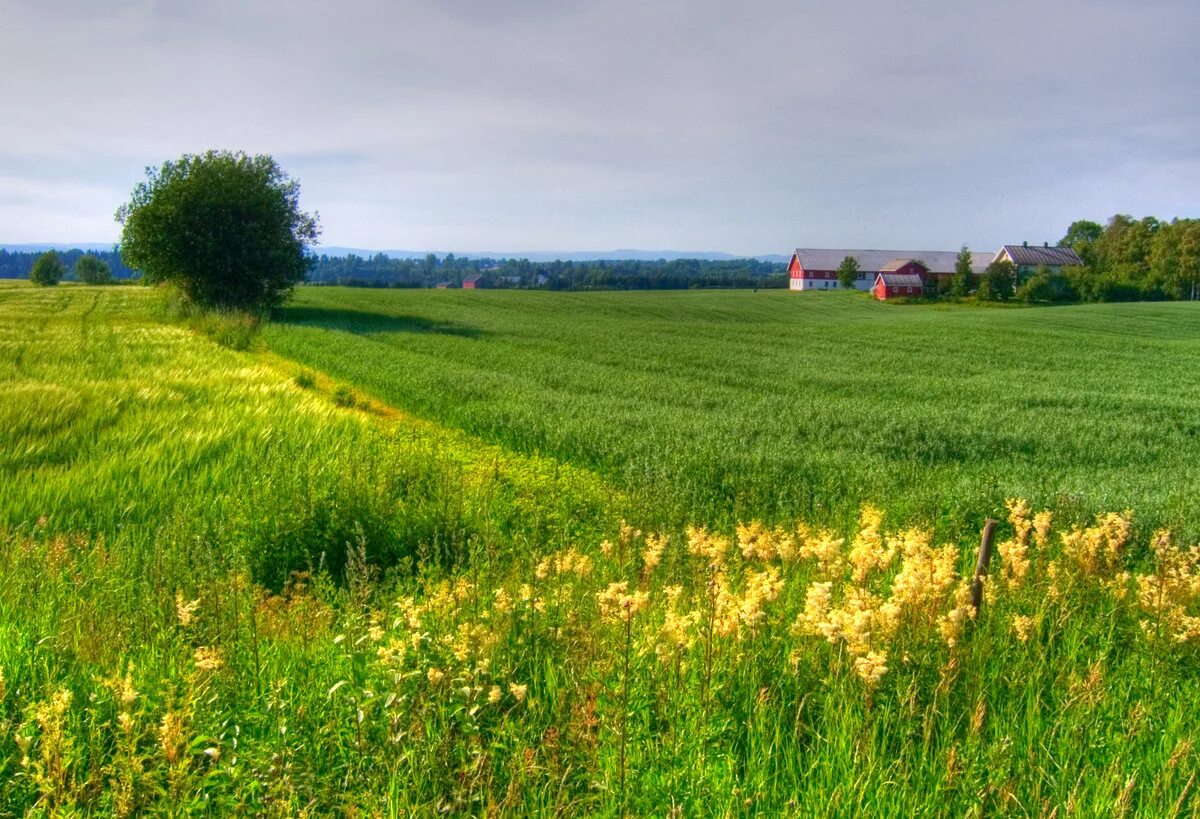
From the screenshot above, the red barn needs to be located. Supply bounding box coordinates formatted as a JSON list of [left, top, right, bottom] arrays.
[[462, 273, 482, 290], [873, 273, 924, 300], [787, 248, 989, 291]]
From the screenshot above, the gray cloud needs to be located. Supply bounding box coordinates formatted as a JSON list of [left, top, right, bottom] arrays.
[[2, 0, 1198, 252]]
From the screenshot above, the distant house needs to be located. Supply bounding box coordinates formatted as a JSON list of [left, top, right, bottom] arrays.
[[993, 243, 1083, 277], [462, 273, 483, 290], [787, 248, 990, 291], [435, 281, 451, 289], [535, 274, 549, 287]]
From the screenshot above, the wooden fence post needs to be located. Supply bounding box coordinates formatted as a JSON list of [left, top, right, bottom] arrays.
[[970, 519, 998, 613]]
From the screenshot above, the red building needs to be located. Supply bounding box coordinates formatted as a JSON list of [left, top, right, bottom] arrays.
[[787, 248, 989, 291], [462, 273, 482, 290]]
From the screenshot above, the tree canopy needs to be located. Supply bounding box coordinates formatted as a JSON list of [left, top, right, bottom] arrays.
[[29, 251, 66, 287], [116, 151, 320, 312], [836, 256, 860, 289], [73, 254, 112, 285]]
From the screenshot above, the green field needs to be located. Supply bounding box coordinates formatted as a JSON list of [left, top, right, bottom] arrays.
[[266, 287, 1200, 539], [1, 282, 1198, 815]]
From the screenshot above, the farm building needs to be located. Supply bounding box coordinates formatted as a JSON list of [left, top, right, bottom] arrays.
[[874, 276, 925, 301], [787, 248, 990, 291], [462, 273, 483, 290], [993, 243, 1083, 276], [873, 259, 929, 300]]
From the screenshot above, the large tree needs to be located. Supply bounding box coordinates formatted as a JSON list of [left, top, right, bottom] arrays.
[[73, 254, 112, 285], [116, 151, 320, 312], [29, 251, 66, 287]]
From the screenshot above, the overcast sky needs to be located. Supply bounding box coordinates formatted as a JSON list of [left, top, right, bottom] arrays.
[[2, 0, 1198, 255]]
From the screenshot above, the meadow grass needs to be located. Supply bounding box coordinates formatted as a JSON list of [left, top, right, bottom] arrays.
[[265, 287, 1200, 544], [0, 283, 1198, 814]]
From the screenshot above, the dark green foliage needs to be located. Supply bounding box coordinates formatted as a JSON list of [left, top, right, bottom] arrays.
[[29, 250, 65, 286], [977, 259, 1015, 301], [332, 385, 357, 407], [950, 245, 974, 297], [0, 248, 135, 280], [293, 369, 317, 389], [836, 255, 860, 289], [1015, 265, 1055, 303], [1060, 214, 1200, 301], [116, 150, 320, 312], [73, 254, 112, 285], [306, 253, 787, 290]]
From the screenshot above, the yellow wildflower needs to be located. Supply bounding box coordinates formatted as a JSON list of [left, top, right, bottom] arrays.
[[853, 651, 888, 689], [509, 682, 528, 702], [193, 646, 224, 672], [1011, 614, 1034, 643], [175, 592, 200, 628], [597, 581, 650, 624]]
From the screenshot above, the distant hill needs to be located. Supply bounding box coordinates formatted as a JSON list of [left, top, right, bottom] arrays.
[[315, 247, 790, 264], [1, 243, 116, 253], [2, 243, 790, 265]]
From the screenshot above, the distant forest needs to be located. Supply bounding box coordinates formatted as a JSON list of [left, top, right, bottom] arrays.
[[0, 248, 135, 280], [0, 248, 785, 290], [306, 254, 788, 289]]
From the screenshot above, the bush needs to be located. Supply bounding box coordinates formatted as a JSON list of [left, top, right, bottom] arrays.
[[74, 255, 113, 285], [293, 370, 317, 389], [332, 385, 358, 408], [29, 251, 66, 287]]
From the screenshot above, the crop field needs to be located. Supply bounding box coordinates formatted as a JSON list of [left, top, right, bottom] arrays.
[[1, 282, 1198, 815], [267, 287, 1200, 540]]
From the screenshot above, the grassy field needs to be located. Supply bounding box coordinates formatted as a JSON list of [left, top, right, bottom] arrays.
[[266, 287, 1200, 540], [1, 282, 1198, 815]]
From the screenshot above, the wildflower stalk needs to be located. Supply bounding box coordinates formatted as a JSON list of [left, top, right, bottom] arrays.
[[619, 610, 632, 817]]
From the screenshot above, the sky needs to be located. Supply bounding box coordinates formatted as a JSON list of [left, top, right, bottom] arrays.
[[2, 0, 1198, 256]]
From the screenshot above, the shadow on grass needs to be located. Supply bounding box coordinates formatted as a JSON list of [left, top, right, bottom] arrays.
[[276, 306, 488, 339]]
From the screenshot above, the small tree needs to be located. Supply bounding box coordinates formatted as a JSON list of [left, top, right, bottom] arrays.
[[74, 255, 112, 285], [1016, 265, 1054, 303], [836, 256, 860, 289], [978, 259, 1016, 302], [29, 251, 66, 287], [116, 150, 320, 313], [950, 245, 974, 297]]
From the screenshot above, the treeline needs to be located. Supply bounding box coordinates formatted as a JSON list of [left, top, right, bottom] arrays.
[[0, 249, 136, 280], [943, 215, 1200, 304], [306, 253, 788, 290], [1057, 215, 1200, 301]]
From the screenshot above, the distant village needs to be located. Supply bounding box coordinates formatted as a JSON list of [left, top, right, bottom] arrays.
[[787, 244, 1082, 300]]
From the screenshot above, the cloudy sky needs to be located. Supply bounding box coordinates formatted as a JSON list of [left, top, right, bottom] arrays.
[[2, 0, 1198, 255]]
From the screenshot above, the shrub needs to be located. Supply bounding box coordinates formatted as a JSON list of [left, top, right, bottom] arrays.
[[332, 385, 357, 408], [29, 251, 66, 287]]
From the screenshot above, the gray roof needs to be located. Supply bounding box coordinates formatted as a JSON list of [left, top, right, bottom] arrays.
[[879, 257, 926, 272], [875, 273, 924, 287], [997, 245, 1082, 267], [462, 273, 483, 283], [793, 248, 990, 275]]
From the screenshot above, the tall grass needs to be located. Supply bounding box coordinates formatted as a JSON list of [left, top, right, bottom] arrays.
[[1, 499, 1196, 814], [264, 288, 1200, 542]]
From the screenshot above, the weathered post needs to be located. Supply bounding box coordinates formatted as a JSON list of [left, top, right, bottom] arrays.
[[970, 519, 998, 613]]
